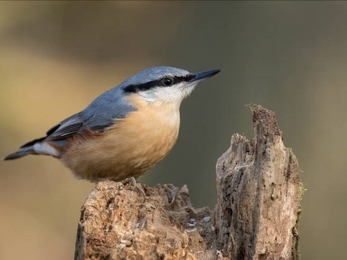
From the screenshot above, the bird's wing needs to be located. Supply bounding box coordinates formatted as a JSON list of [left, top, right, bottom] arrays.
[[44, 88, 136, 141], [19, 111, 121, 149], [45, 113, 88, 141], [20, 86, 136, 146], [45, 112, 125, 141]]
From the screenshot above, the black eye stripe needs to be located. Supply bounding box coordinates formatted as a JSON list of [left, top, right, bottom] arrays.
[[123, 81, 155, 93], [169, 74, 195, 86], [123, 74, 195, 93]]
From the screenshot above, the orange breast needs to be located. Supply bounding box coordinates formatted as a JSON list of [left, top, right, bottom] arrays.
[[61, 99, 180, 182]]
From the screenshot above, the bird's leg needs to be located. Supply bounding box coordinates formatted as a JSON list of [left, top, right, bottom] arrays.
[[121, 177, 146, 198]]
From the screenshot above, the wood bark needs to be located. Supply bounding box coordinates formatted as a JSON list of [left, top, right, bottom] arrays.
[[74, 105, 302, 260]]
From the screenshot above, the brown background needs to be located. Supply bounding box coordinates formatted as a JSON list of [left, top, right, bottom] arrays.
[[0, 2, 345, 260]]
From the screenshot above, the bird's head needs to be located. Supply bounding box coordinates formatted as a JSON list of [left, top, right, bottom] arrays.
[[120, 66, 220, 106]]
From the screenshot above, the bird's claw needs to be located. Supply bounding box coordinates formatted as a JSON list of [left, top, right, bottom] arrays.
[[121, 177, 146, 198]]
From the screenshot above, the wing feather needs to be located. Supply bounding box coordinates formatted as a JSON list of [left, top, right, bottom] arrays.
[[45, 113, 85, 141], [36, 86, 136, 142]]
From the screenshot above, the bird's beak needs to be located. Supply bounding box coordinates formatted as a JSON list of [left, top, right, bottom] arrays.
[[189, 69, 220, 83]]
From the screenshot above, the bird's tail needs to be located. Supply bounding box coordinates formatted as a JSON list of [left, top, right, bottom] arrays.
[[3, 146, 35, 160], [2, 137, 61, 161]]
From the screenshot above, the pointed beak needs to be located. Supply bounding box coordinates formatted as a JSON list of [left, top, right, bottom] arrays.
[[189, 69, 220, 83]]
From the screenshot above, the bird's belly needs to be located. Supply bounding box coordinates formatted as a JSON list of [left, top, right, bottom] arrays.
[[61, 113, 180, 181]]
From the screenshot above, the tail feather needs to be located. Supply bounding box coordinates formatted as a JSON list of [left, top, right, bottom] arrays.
[[3, 138, 63, 161], [3, 146, 35, 160]]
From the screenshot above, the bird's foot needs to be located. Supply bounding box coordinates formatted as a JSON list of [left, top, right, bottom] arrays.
[[121, 176, 137, 187], [163, 184, 178, 205], [121, 177, 146, 198]]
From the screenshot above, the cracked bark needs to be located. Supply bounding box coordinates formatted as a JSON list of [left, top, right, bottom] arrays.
[[74, 105, 302, 260]]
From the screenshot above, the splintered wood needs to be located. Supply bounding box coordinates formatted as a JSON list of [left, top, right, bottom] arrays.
[[75, 105, 302, 260], [214, 105, 301, 260]]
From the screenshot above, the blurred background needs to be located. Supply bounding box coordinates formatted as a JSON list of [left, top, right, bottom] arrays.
[[0, 1, 345, 259]]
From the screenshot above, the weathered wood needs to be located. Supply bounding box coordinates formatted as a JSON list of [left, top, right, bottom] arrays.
[[74, 105, 302, 260], [74, 182, 215, 260], [214, 105, 301, 259]]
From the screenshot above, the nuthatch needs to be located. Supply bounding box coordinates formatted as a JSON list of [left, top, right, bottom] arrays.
[[3, 66, 220, 181]]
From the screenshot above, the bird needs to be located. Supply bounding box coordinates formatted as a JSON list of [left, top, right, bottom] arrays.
[[3, 66, 220, 182]]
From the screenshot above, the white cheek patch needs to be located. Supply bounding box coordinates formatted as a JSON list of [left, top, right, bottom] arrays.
[[33, 142, 60, 157], [139, 89, 157, 103], [139, 83, 197, 105]]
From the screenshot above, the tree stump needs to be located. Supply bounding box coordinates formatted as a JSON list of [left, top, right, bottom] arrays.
[[74, 105, 302, 260]]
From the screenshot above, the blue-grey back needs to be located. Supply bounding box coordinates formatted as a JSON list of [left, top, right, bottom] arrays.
[[82, 86, 135, 131]]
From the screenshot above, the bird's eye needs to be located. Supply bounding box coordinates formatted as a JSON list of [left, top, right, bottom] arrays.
[[162, 77, 174, 87]]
